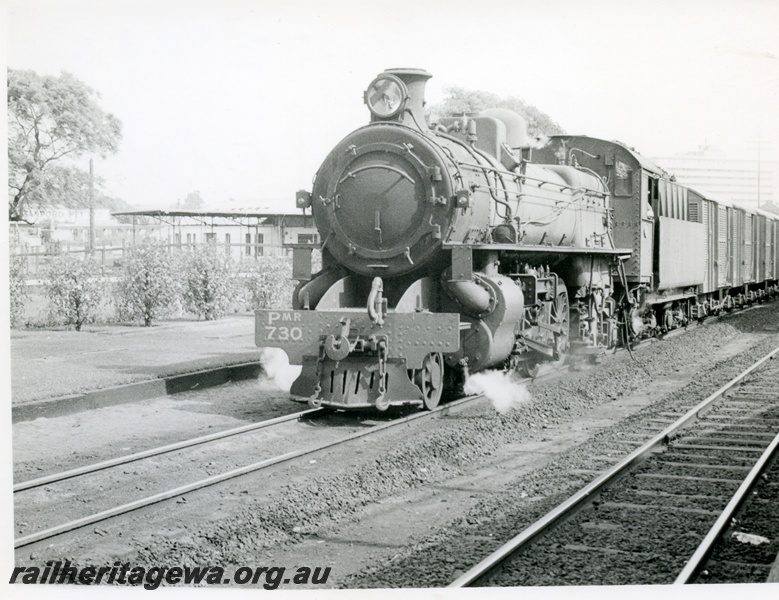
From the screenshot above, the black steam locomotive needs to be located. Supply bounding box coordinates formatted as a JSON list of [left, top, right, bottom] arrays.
[[256, 68, 779, 411]]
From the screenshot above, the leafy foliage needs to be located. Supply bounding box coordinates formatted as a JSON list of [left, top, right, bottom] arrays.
[[428, 86, 564, 138], [43, 253, 104, 331], [115, 241, 180, 326], [181, 244, 235, 320], [240, 255, 296, 310], [8, 69, 122, 221], [181, 190, 204, 210], [95, 192, 136, 213], [9, 253, 29, 327]]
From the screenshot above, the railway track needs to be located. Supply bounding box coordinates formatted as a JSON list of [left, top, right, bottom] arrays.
[[14, 407, 323, 492], [675, 430, 779, 584], [13, 392, 490, 550], [15, 316, 773, 560], [449, 345, 779, 587], [13, 357, 581, 553]]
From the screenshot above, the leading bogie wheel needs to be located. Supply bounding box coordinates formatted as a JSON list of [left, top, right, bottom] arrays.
[[550, 289, 570, 369], [518, 359, 540, 379], [415, 352, 444, 410]]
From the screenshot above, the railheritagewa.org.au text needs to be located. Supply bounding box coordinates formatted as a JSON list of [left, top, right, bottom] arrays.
[[10, 561, 331, 590]]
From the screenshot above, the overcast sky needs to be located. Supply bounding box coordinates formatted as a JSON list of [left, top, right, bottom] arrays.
[[6, 0, 779, 212]]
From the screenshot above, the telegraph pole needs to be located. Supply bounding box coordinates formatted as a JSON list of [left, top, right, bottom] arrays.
[[749, 133, 770, 210], [88, 158, 95, 252], [757, 132, 761, 209]]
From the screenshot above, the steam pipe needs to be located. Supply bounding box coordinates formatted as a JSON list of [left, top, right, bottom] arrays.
[[445, 277, 493, 315]]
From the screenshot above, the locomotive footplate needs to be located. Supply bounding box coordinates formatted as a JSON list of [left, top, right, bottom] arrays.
[[255, 309, 460, 409]]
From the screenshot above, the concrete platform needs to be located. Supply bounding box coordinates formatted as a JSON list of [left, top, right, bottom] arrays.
[[10, 315, 266, 414]]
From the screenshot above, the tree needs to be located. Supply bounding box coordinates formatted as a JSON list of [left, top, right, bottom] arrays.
[[182, 244, 235, 320], [96, 192, 135, 214], [115, 241, 180, 326], [9, 253, 28, 328], [240, 255, 296, 310], [182, 190, 205, 210], [7, 69, 122, 221], [43, 253, 104, 331], [428, 86, 565, 138]]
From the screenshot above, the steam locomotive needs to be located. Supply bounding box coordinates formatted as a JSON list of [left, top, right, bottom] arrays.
[[256, 68, 779, 411]]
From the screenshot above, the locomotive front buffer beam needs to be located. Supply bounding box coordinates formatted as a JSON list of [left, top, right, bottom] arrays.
[[255, 309, 460, 410]]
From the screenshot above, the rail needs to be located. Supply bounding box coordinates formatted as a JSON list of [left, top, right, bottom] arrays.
[[448, 345, 779, 587], [14, 361, 577, 551], [674, 430, 779, 584], [13, 407, 323, 492], [14, 393, 482, 549]]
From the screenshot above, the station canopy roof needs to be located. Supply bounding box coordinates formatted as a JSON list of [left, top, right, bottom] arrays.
[[111, 209, 300, 219], [110, 209, 315, 228]]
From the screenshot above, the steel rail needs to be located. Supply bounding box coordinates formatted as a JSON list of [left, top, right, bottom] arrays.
[[674, 430, 779, 584], [15, 355, 568, 496], [5, 338, 705, 551], [14, 393, 484, 549], [448, 344, 779, 587], [14, 408, 324, 492], [16, 331, 762, 552]]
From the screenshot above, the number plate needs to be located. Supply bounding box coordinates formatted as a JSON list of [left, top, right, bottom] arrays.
[[255, 309, 460, 369]]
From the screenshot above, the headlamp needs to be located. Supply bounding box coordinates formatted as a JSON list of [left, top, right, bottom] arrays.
[[364, 74, 407, 119]]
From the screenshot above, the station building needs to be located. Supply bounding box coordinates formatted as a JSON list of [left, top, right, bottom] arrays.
[[10, 205, 318, 275], [111, 209, 318, 260]]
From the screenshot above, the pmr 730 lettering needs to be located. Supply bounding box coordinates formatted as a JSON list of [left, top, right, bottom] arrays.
[[262, 311, 303, 342]]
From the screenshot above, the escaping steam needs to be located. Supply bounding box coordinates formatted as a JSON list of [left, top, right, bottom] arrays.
[[527, 133, 551, 150], [463, 370, 532, 414], [258, 348, 301, 392]]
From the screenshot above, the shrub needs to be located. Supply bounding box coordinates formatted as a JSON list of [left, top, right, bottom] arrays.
[[181, 243, 235, 320], [240, 255, 296, 310], [9, 253, 28, 327], [115, 241, 180, 326], [43, 252, 104, 331]]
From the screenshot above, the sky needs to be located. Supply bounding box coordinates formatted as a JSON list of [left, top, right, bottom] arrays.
[[5, 0, 779, 213]]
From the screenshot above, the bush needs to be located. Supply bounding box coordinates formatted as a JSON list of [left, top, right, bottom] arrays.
[[9, 253, 28, 327], [115, 241, 180, 326], [181, 243, 235, 320], [43, 252, 104, 331], [240, 255, 296, 310]]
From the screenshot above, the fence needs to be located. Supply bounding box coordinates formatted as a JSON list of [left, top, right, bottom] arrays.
[[12, 241, 290, 280]]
